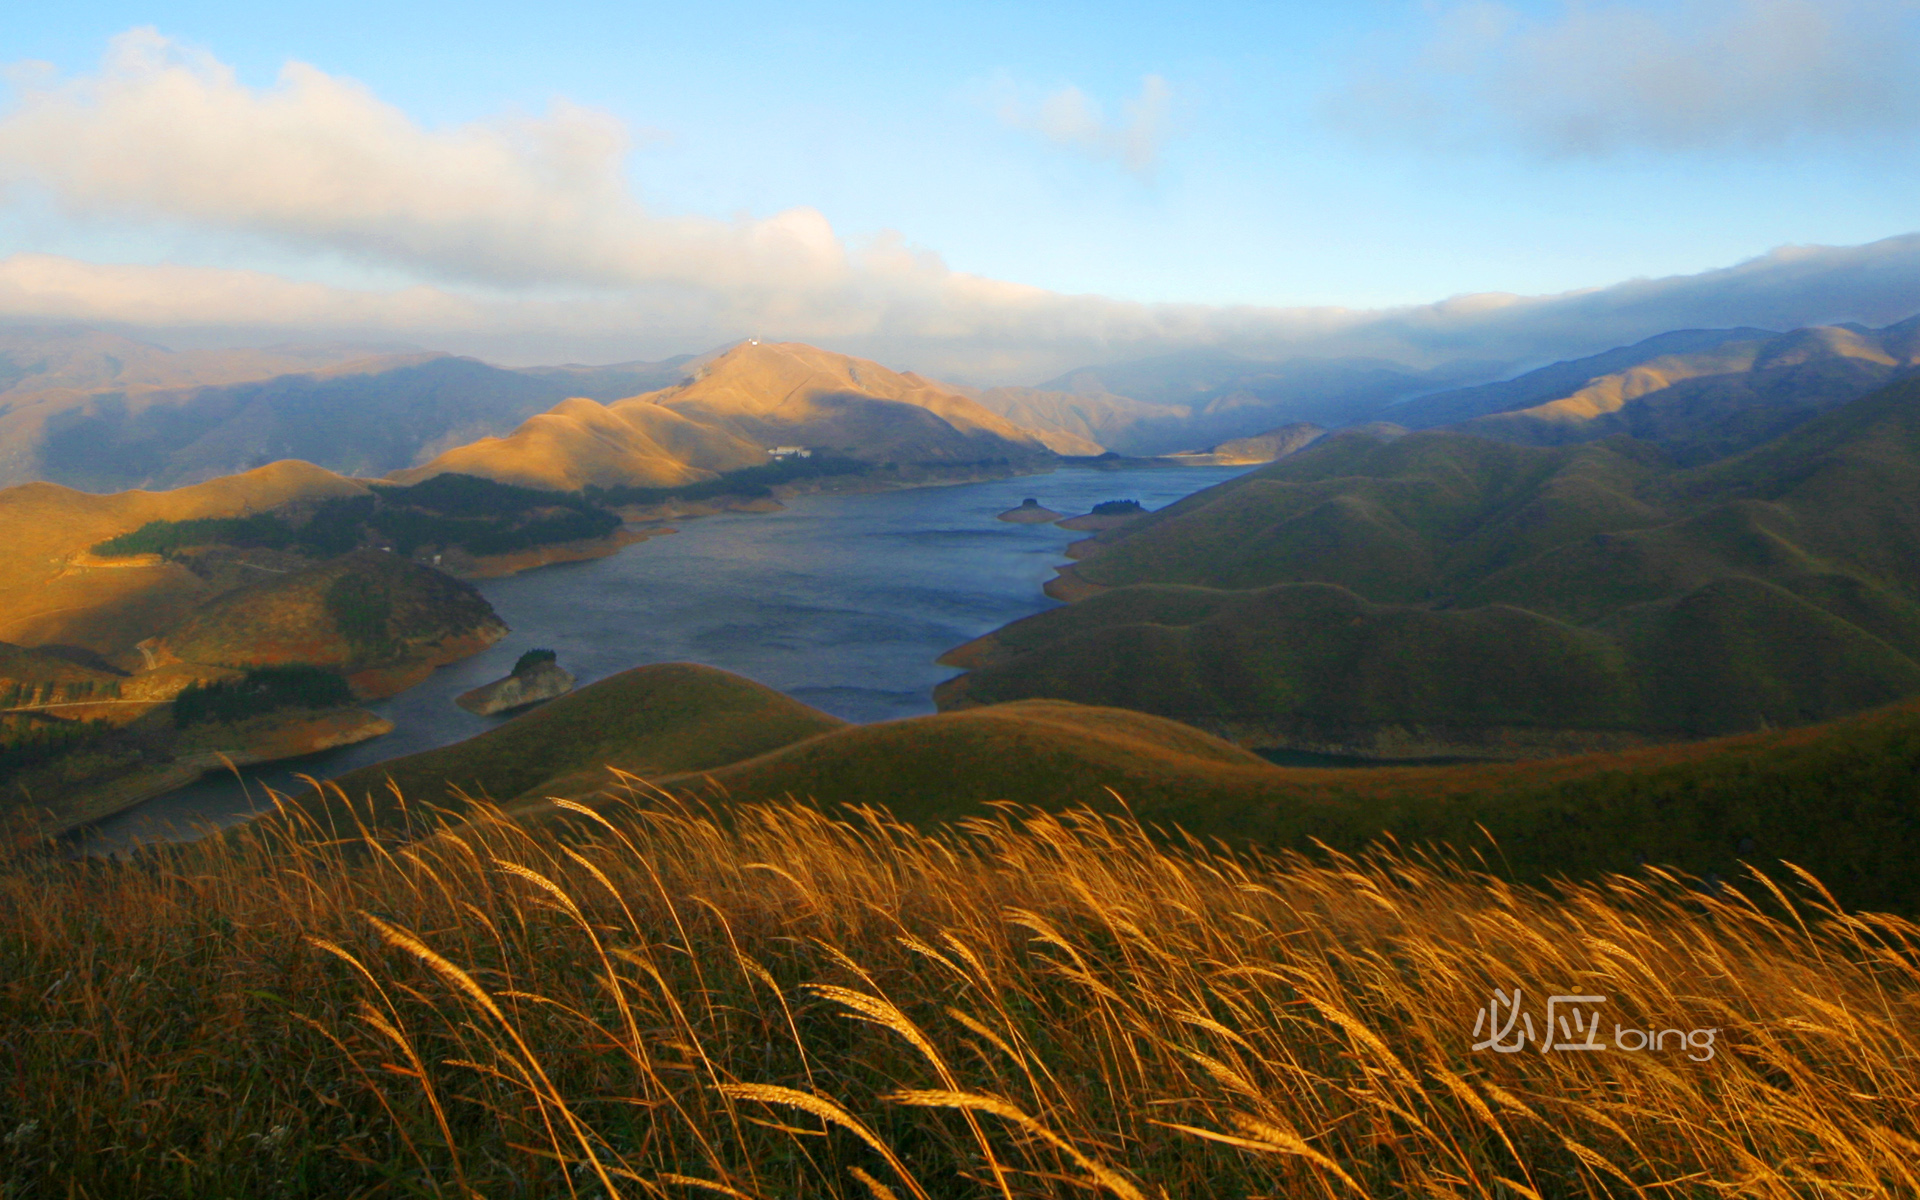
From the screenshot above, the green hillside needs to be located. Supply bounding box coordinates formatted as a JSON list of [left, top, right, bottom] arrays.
[[306, 663, 847, 826], [660, 691, 1920, 914], [285, 659, 1920, 914], [939, 377, 1920, 756], [150, 549, 507, 697]]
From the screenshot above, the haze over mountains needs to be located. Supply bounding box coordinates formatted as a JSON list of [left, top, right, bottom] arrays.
[[5, 312, 1919, 495], [0, 328, 701, 490], [1392, 317, 1920, 460], [968, 353, 1499, 457]]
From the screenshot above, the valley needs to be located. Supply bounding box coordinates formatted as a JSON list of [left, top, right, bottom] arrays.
[[11, 12, 1920, 1194], [7, 323, 1920, 1200]]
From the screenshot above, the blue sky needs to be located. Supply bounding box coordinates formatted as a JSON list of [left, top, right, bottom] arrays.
[[3, 1, 1919, 377]]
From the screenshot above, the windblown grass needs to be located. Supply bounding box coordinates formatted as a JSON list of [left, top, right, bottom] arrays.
[[2, 783, 1916, 1198]]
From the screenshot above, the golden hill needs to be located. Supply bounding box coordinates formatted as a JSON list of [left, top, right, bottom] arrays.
[[0, 460, 368, 656], [647, 341, 1047, 452], [389, 396, 767, 490], [395, 342, 1055, 490]]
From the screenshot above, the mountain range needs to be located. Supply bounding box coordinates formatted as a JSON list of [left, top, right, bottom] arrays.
[[1391, 317, 1920, 462], [7, 313, 1917, 496], [0, 327, 700, 491], [938, 372, 1920, 758]]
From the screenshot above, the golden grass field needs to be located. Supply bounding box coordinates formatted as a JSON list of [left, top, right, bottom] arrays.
[[2, 781, 1915, 1198]]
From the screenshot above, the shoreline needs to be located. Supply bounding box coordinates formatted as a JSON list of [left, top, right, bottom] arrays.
[[22, 707, 395, 842]]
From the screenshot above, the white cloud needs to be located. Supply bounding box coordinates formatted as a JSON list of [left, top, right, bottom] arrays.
[[993, 75, 1174, 176], [0, 31, 1917, 381], [1331, 0, 1920, 157], [0, 28, 852, 292]]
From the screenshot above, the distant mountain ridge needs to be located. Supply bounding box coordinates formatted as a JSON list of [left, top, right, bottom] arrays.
[[0, 326, 418, 399], [1395, 317, 1920, 462], [10, 312, 1920, 495], [0, 328, 704, 492], [971, 352, 1498, 455]]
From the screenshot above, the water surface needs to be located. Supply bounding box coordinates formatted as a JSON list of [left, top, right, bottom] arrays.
[[80, 464, 1249, 848]]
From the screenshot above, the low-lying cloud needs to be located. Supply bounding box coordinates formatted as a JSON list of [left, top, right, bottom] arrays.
[[1332, 0, 1920, 157], [7, 234, 1919, 383]]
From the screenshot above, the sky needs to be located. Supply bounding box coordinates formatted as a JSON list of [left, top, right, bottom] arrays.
[[2, 0, 1920, 381]]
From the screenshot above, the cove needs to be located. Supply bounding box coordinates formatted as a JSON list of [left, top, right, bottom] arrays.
[[79, 463, 1251, 849]]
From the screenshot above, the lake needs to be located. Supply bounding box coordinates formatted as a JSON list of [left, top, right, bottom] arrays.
[[77, 463, 1250, 849]]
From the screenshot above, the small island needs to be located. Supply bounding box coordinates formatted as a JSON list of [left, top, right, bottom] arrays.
[[456, 648, 577, 716], [995, 497, 1064, 524], [1056, 498, 1149, 531]]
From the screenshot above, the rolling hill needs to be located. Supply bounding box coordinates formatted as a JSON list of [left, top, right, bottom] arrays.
[[145, 549, 507, 699], [958, 386, 1182, 455], [937, 375, 1920, 758], [643, 341, 1052, 463], [288, 660, 1920, 914], [312, 663, 848, 821], [388, 395, 768, 490], [0, 459, 370, 656]]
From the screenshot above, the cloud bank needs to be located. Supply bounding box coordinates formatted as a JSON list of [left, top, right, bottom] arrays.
[[0, 30, 1917, 380], [1333, 0, 1920, 157]]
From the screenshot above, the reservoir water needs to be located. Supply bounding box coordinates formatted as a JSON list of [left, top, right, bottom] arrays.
[[79, 463, 1250, 849]]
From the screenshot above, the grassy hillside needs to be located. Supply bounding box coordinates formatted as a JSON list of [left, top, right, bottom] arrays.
[[389, 342, 1057, 493], [0, 460, 369, 655], [310, 663, 847, 823], [5, 780, 1914, 1197], [277, 657, 1920, 914], [668, 691, 1920, 916], [389, 395, 769, 491], [149, 550, 506, 697], [942, 378, 1920, 754], [642, 342, 1053, 465]]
